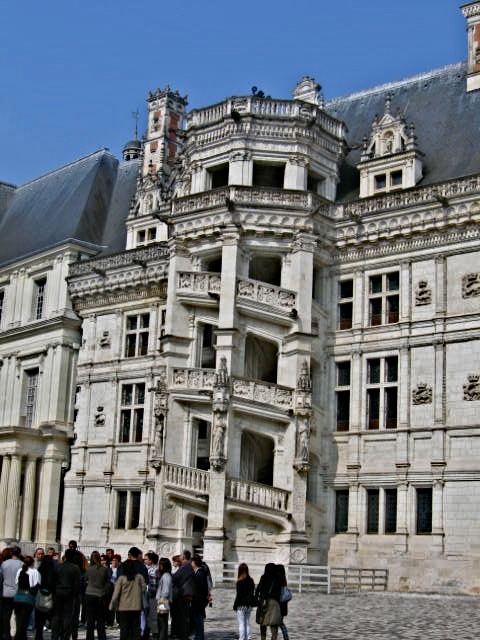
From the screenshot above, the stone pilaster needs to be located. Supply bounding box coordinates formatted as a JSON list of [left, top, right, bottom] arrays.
[[0, 455, 11, 539], [20, 457, 37, 541], [4, 454, 22, 540]]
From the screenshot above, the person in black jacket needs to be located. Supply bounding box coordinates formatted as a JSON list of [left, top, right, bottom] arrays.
[[254, 563, 282, 640], [35, 555, 56, 640], [51, 549, 81, 640], [233, 563, 256, 640], [190, 556, 208, 640], [171, 552, 195, 640]]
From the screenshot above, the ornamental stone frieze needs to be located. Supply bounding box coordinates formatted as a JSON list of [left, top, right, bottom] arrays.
[[462, 3, 480, 18], [415, 281, 432, 306], [237, 278, 297, 313], [462, 272, 480, 298], [463, 374, 480, 401], [210, 358, 230, 471], [232, 377, 294, 411], [177, 271, 221, 296], [411, 382, 433, 405], [68, 245, 169, 278], [172, 367, 216, 390]]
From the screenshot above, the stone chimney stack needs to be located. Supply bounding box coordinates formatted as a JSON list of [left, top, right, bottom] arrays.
[[461, 2, 480, 91]]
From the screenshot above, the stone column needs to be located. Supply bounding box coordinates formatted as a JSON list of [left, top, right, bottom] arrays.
[[398, 343, 410, 429], [346, 482, 359, 552], [36, 456, 63, 542], [395, 480, 409, 553], [228, 151, 251, 186], [433, 339, 445, 426], [4, 454, 22, 540], [20, 457, 37, 541], [0, 455, 11, 539], [431, 479, 445, 555], [284, 155, 307, 190]]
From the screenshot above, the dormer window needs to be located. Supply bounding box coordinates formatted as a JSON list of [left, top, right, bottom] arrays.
[[357, 95, 423, 198]]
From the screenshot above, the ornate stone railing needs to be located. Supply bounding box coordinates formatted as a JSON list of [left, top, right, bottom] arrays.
[[327, 174, 480, 220], [186, 96, 345, 139], [226, 478, 289, 512], [237, 278, 297, 312], [177, 271, 221, 295], [231, 376, 294, 410], [172, 185, 325, 217], [164, 463, 210, 494], [171, 367, 216, 390], [68, 245, 169, 278]]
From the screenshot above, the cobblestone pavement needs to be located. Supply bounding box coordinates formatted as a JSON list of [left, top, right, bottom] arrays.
[[38, 587, 480, 640], [199, 587, 480, 640]]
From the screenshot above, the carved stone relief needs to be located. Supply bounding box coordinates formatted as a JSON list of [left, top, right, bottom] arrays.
[[415, 280, 432, 306], [463, 374, 480, 401], [462, 273, 480, 298], [411, 383, 433, 405], [99, 331, 111, 348], [95, 407, 106, 426]]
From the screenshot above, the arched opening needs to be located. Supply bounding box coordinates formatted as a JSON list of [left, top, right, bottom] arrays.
[[192, 515, 207, 555], [244, 334, 278, 383], [204, 255, 222, 273], [240, 430, 274, 486], [248, 255, 281, 286]]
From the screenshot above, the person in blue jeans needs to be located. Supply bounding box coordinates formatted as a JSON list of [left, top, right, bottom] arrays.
[[233, 563, 256, 640]]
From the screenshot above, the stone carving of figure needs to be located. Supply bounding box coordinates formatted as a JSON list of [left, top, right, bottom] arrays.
[[297, 417, 311, 462], [415, 280, 432, 306], [212, 414, 226, 458], [411, 382, 433, 405], [99, 331, 110, 348]]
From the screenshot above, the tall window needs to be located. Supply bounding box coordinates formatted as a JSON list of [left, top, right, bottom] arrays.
[[335, 489, 349, 533], [366, 489, 379, 534], [416, 488, 432, 534], [33, 277, 47, 320], [24, 369, 39, 427], [116, 490, 141, 529], [366, 356, 398, 430], [385, 489, 397, 534], [336, 361, 351, 431], [368, 272, 399, 326], [125, 314, 149, 357], [338, 279, 353, 330], [0, 290, 4, 326], [119, 383, 145, 443]]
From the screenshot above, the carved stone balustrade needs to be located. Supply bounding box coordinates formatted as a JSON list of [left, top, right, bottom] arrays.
[[177, 271, 221, 296], [330, 173, 480, 220], [172, 185, 325, 217], [226, 478, 290, 512], [186, 96, 345, 139], [237, 278, 297, 313], [69, 245, 169, 277], [231, 376, 294, 411], [171, 367, 216, 391], [164, 463, 210, 494]]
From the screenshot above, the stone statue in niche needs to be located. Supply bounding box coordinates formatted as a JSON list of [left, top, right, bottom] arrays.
[[411, 383, 433, 405], [415, 280, 432, 306], [149, 376, 168, 466], [99, 331, 110, 348], [212, 414, 226, 458], [462, 273, 480, 298], [297, 417, 311, 462], [95, 406, 106, 426], [463, 374, 480, 401]]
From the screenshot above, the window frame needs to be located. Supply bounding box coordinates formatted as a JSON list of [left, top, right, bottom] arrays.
[[335, 360, 351, 432], [124, 313, 150, 358], [416, 487, 432, 534], [368, 271, 399, 326], [115, 489, 141, 530], [337, 278, 353, 330], [335, 489, 349, 533], [24, 368, 40, 428], [119, 382, 146, 443], [365, 355, 398, 430], [33, 276, 47, 320]]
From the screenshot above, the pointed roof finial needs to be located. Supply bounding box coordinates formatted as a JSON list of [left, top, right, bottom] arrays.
[[385, 93, 392, 114]]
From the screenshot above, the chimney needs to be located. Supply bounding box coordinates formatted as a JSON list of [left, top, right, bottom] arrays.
[[461, 2, 480, 91]]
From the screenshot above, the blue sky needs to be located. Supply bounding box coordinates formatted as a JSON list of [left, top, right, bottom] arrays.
[[1, 0, 467, 185]]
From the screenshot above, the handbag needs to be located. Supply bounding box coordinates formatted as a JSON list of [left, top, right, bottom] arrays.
[[14, 588, 36, 607], [157, 597, 170, 614], [35, 588, 53, 612], [280, 586, 292, 603]]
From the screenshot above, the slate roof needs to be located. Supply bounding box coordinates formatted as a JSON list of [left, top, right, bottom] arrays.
[[0, 150, 139, 268], [326, 62, 480, 201]]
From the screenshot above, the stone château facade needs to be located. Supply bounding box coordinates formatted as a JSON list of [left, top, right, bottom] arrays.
[[1, 2, 480, 592]]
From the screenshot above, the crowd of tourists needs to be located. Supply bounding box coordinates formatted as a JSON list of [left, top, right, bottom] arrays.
[[0, 542, 292, 640]]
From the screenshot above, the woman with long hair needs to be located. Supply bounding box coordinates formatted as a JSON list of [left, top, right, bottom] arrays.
[[85, 550, 111, 640], [254, 563, 282, 640], [233, 563, 256, 640], [109, 559, 146, 640], [156, 558, 172, 640], [14, 555, 41, 640]]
